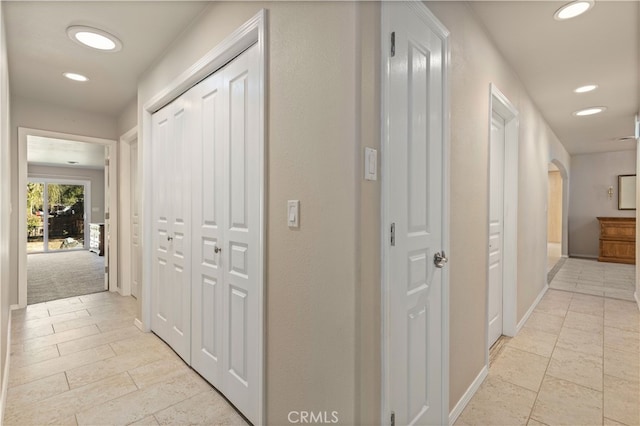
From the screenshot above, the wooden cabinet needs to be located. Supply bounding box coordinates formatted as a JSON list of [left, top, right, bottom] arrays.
[[89, 223, 105, 256], [597, 217, 635, 264]]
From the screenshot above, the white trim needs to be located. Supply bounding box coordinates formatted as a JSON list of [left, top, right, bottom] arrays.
[[118, 126, 138, 297], [516, 284, 549, 332], [141, 10, 266, 425], [0, 309, 12, 422], [634, 291, 639, 311], [569, 253, 598, 259], [448, 366, 488, 426], [18, 127, 118, 308], [381, 2, 450, 424], [134, 317, 144, 331], [485, 84, 519, 375]]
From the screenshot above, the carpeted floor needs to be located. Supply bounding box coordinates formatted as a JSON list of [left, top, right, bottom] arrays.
[[27, 250, 106, 305]]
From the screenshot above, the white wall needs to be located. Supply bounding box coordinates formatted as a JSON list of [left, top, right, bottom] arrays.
[[0, 0, 11, 402], [427, 1, 571, 413], [9, 96, 117, 304], [27, 165, 105, 223], [569, 150, 636, 258]]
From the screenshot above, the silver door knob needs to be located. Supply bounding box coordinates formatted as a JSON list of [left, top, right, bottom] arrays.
[[434, 251, 448, 268], [214, 245, 222, 254]]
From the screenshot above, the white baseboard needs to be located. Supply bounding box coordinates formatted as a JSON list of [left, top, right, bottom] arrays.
[[0, 310, 13, 423], [448, 366, 488, 425], [134, 318, 144, 331], [516, 284, 549, 333], [568, 253, 597, 260]]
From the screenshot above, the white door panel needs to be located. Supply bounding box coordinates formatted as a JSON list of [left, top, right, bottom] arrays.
[[152, 43, 261, 425], [488, 112, 505, 347], [387, 3, 446, 425], [151, 98, 191, 362], [191, 70, 225, 386]]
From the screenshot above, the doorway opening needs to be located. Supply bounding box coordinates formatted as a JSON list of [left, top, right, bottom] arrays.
[[486, 84, 519, 363], [18, 128, 118, 307], [547, 162, 564, 273]]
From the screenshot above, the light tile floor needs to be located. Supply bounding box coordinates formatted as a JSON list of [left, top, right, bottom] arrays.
[[457, 288, 640, 426], [4, 291, 247, 426], [550, 258, 636, 301]]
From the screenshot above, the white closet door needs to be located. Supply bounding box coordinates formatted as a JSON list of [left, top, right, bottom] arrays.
[[221, 44, 261, 423], [191, 70, 225, 384], [151, 97, 192, 361]]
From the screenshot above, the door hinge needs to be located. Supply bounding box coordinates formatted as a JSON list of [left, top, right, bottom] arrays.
[[390, 223, 395, 246], [391, 411, 395, 426], [105, 158, 110, 167], [104, 266, 109, 274], [390, 32, 396, 57], [105, 212, 110, 220]]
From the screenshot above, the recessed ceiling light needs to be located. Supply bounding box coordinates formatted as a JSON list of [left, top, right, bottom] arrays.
[[63, 72, 89, 82], [554, 0, 594, 20], [573, 106, 606, 116], [574, 84, 598, 93], [67, 25, 122, 52]]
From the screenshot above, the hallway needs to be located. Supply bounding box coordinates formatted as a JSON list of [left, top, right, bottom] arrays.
[[5, 292, 245, 425], [457, 269, 640, 425]]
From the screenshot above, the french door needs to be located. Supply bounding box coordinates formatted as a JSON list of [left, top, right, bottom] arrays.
[[151, 43, 262, 424]]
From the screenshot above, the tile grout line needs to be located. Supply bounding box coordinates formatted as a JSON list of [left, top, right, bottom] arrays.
[[526, 289, 574, 425]]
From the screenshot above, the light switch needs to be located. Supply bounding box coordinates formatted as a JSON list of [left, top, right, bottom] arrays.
[[287, 200, 299, 228], [365, 147, 377, 181]]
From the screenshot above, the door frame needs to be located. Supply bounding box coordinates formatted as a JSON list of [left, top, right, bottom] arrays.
[[141, 9, 266, 424], [380, 1, 450, 423], [547, 159, 569, 258], [118, 126, 138, 297], [25, 177, 91, 254], [485, 84, 519, 364], [18, 127, 118, 308]]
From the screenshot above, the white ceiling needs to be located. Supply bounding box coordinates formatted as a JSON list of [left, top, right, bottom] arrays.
[[5, 1, 208, 116], [4, 1, 638, 156], [27, 136, 106, 169], [469, 1, 639, 155]]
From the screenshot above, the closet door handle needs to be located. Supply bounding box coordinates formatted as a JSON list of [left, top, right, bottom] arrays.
[[214, 245, 222, 254], [167, 235, 173, 242]]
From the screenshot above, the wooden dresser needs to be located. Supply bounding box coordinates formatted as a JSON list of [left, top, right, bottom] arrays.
[[597, 217, 635, 264]]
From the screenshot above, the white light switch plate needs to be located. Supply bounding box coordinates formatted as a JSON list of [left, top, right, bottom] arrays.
[[365, 147, 377, 181], [288, 200, 299, 228]]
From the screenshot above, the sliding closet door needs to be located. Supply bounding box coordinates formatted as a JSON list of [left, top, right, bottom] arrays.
[[151, 97, 192, 361], [191, 70, 225, 384]]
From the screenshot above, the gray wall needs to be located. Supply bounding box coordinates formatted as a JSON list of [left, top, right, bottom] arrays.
[[569, 150, 636, 258], [27, 164, 105, 223]]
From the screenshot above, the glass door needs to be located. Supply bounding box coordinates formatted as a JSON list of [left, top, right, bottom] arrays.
[[47, 183, 85, 251], [27, 180, 87, 253]]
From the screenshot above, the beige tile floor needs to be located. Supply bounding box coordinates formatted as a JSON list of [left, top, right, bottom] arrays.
[[550, 258, 636, 301], [457, 288, 640, 426], [4, 291, 247, 425]]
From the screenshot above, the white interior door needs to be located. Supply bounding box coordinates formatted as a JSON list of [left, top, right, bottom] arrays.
[[191, 68, 225, 386], [488, 111, 505, 347], [152, 44, 261, 424], [386, 3, 447, 425], [151, 97, 192, 361], [131, 139, 141, 299]]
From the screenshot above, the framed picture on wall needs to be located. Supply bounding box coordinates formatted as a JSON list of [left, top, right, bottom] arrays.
[[618, 174, 636, 210]]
